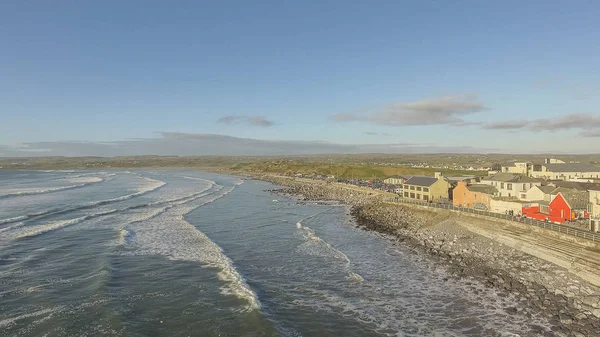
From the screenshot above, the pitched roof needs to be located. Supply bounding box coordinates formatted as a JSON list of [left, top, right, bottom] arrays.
[[538, 163, 600, 173], [445, 175, 478, 182], [483, 173, 541, 183], [466, 184, 498, 195], [552, 188, 589, 210], [404, 176, 439, 187], [548, 180, 600, 191], [537, 185, 556, 194]]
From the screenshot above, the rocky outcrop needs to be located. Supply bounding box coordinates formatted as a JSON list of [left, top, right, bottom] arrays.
[[262, 176, 384, 205], [351, 203, 600, 337]]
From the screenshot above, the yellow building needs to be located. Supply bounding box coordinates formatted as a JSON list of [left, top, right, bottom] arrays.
[[402, 173, 450, 202]]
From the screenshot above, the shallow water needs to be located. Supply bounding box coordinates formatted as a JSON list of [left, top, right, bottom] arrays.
[[0, 170, 552, 336]]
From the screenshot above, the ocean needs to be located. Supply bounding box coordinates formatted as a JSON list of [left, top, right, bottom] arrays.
[[0, 170, 551, 337]]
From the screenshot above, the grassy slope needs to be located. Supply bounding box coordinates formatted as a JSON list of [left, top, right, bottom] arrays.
[[230, 161, 488, 179]]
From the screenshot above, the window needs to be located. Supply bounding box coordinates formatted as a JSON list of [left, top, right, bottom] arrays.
[[404, 185, 408, 189], [410, 193, 415, 198], [521, 194, 526, 199], [416, 194, 420, 200], [404, 192, 409, 198], [423, 187, 429, 192], [423, 195, 429, 201], [410, 186, 415, 190], [523, 184, 527, 190], [507, 183, 512, 190], [416, 187, 422, 191], [508, 193, 511, 197], [501, 183, 504, 189], [474, 194, 477, 200]]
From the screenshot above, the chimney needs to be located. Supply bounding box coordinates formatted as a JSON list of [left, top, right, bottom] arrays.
[[434, 172, 442, 179]]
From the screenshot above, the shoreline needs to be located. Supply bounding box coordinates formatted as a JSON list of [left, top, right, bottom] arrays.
[[252, 173, 600, 337]]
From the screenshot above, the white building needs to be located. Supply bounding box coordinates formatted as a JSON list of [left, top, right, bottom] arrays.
[[480, 173, 542, 198], [529, 160, 600, 180]]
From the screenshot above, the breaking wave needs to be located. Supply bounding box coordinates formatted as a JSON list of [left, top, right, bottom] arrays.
[[0, 222, 26, 233], [297, 224, 364, 283], [15, 209, 119, 239], [0, 177, 167, 225], [126, 183, 260, 310], [0, 216, 27, 225], [0, 177, 104, 200]]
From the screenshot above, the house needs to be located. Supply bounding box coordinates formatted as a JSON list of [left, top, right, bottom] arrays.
[[383, 175, 406, 186], [453, 181, 498, 210], [480, 173, 542, 198], [445, 175, 480, 186], [498, 161, 532, 175], [529, 158, 600, 180], [402, 173, 450, 202], [520, 185, 555, 202], [522, 189, 590, 223]]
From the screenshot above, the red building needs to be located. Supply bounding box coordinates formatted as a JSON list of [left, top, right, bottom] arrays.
[[522, 191, 589, 223]]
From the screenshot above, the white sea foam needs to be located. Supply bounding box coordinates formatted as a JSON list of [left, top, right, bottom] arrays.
[[0, 222, 26, 233], [298, 225, 364, 283], [0, 176, 163, 225], [0, 308, 59, 329], [0, 215, 27, 225], [14, 209, 118, 239], [0, 177, 103, 199], [180, 176, 215, 184], [99, 177, 165, 204], [126, 184, 259, 310]]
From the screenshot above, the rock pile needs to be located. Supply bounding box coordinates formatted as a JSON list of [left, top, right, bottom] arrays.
[[351, 203, 600, 337]]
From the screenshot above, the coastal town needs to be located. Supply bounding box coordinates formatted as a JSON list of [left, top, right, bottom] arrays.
[[286, 158, 600, 233]]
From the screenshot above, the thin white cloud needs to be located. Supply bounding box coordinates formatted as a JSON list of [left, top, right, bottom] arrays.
[[0, 133, 497, 157], [217, 115, 274, 127], [482, 121, 530, 130], [363, 132, 391, 136], [331, 94, 488, 126], [483, 113, 600, 137]]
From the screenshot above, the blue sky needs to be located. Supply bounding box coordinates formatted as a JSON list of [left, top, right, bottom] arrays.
[[1, 1, 600, 156]]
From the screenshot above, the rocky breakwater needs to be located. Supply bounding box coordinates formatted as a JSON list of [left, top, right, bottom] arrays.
[[352, 202, 600, 337], [261, 176, 384, 205]]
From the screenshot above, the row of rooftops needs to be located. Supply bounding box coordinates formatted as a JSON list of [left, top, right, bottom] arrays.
[[481, 173, 541, 183], [394, 171, 600, 192], [498, 160, 600, 173]]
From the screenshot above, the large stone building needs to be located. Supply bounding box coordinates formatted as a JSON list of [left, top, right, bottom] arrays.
[[402, 173, 450, 203]]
